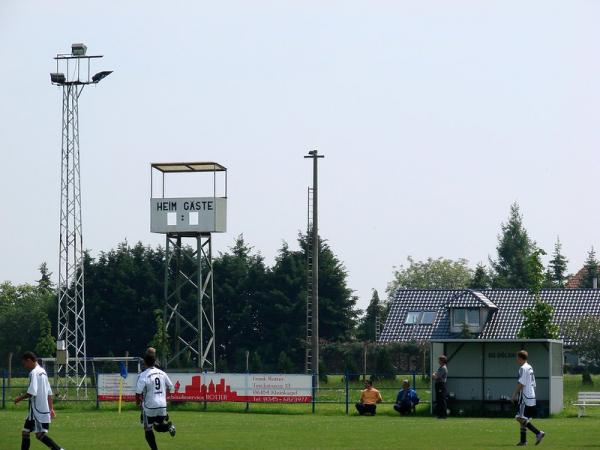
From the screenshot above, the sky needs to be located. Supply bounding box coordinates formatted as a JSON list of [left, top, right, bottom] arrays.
[[1, 1, 600, 310]]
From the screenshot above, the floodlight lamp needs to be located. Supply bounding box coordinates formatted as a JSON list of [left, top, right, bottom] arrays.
[[71, 43, 87, 56], [92, 70, 113, 83], [50, 72, 66, 85]]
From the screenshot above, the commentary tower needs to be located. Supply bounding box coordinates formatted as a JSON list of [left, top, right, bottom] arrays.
[[150, 162, 227, 369]]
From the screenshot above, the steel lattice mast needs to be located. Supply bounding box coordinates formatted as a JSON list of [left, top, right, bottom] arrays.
[[51, 44, 112, 397]]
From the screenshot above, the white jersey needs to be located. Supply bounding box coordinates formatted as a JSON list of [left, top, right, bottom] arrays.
[[518, 362, 536, 406], [27, 364, 53, 423], [136, 367, 173, 416]]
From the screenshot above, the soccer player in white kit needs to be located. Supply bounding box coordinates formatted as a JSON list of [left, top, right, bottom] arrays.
[[136, 353, 176, 450], [512, 350, 545, 446], [14, 351, 65, 450]]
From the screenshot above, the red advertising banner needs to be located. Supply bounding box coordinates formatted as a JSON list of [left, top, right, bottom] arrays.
[[98, 373, 312, 403]]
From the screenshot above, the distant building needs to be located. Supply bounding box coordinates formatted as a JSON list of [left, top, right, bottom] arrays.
[[379, 289, 600, 348], [566, 267, 587, 289]]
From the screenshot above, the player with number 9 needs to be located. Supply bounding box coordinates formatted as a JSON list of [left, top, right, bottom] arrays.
[[135, 353, 176, 450]]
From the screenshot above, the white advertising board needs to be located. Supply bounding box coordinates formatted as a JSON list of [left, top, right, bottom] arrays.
[[98, 373, 312, 403]]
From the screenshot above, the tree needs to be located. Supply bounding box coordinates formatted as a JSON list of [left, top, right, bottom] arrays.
[[262, 232, 358, 369], [84, 242, 165, 357], [37, 262, 53, 292], [519, 301, 559, 339], [213, 235, 269, 369], [469, 263, 492, 290], [547, 238, 569, 288], [356, 290, 384, 342], [386, 256, 473, 295], [34, 316, 55, 357], [578, 247, 600, 288], [277, 351, 295, 373], [260, 241, 306, 369], [563, 315, 600, 367], [249, 352, 263, 372], [491, 203, 536, 288], [518, 249, 559, 339], [148, 309, 170, 366], [0, 282, 54, 364], [303, 233, 358, 342]]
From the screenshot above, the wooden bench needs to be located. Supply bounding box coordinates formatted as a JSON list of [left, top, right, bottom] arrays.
[[573, 392, 600, 417]]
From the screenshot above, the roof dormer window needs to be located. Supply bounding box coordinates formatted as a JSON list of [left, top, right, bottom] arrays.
[[452, 308, 480, 327]]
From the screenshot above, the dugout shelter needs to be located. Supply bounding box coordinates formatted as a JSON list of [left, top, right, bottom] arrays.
[[431, 339, 563, 417]]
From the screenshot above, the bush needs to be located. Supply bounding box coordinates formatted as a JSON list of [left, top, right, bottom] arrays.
[[372, 346, 395, 380], [564, 364, 600, 375], [318, 361, 328, 383]]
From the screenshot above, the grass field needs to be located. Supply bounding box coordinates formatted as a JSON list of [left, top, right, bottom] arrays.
[[1, 374, 600, 449], [1, 408, 600, 449]]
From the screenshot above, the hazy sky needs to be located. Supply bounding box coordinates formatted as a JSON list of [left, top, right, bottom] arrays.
[[1, 1, 599, 309]]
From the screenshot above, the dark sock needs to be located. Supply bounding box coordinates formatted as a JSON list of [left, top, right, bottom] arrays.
[[154, 422, 170, 433], [21, 435, 31, 450], [520, 426, 527, 443], [145, 430, 158, 450], [39, 434, 61, 450], [526, 422, 541, 435]]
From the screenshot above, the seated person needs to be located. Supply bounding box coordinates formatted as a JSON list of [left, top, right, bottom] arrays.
[[394, 379, 419, 415], [355, 380, 383, 416]]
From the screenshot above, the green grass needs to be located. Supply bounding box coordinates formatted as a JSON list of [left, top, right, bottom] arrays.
[[1, 408, 600, 449], [2, 374, 600, 449]]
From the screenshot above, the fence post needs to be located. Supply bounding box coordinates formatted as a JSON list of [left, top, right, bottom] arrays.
[[412, 372, 416, 393], [344, 369, 349, 415], [245, 354, 250, 412], [311, 373, 316, 414], [95, 370, 100, 410], [2, 369, 6, 409], [7, 352, 12, 388]]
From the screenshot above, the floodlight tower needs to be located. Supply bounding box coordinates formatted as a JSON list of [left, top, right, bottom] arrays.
[[150, 163, 227, 370], [51, 44, 112, 397]]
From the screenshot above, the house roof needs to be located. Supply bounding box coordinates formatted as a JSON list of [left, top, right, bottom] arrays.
[[566, 267, 585, 289], [379, 289, 600, 346]]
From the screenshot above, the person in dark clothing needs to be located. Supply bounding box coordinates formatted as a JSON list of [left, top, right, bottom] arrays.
[[432, 355, 448, 419], [393, 380, 419, 415]]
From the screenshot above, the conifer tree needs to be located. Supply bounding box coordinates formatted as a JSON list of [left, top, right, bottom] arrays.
[[578, 247, 600, 289], [547, 237, 569, 288], [469, 263, 491, 289], [491, 203, 537, 288], [356, 290, 384, 342]]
